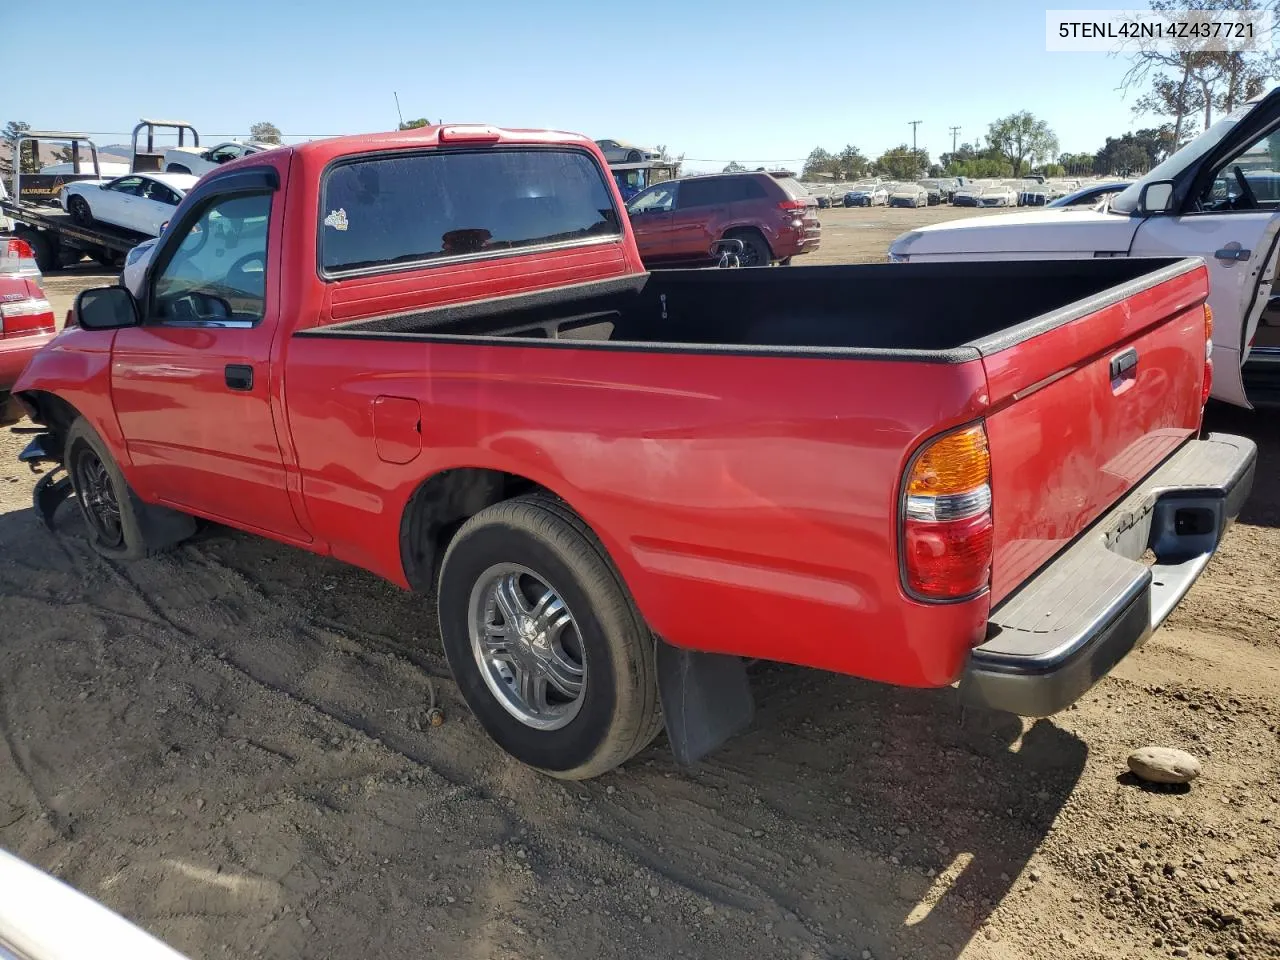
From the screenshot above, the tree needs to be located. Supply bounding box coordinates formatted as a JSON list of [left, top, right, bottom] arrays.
[[941, 141, 1011, 178], [987, 111, 1059, 177], [1122, 0, 1277, 138], [249, 121, 282, 144], [1057, 151, 1097, 175], [836, 144, 869, 180], [399, 118, 431, 130], [1, 120, 38, 176], [873, 144, 929, 180], [802, 147, 835, 179], [723, 160, 746, 172]]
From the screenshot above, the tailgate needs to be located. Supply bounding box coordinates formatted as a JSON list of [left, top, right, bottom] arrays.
[[980, 259, 1210, 604]]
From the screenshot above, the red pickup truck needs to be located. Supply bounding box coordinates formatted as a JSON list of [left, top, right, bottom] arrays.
[[12, 126, 1256, 779]]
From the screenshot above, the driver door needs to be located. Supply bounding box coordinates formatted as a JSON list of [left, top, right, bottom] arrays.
[[109, 187, 309, 540], [625, 181, 678, 263], [1130, 125, 1280, 407]]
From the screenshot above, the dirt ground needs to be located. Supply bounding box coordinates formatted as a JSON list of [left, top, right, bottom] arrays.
[[2, 206, 1278, 960]]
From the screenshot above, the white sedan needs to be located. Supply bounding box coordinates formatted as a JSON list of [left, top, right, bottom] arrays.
[[61, 173, 198, 237], [163, 140, 277, 176]]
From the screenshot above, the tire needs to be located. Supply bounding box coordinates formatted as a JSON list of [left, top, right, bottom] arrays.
[[724, 229, 772, 267], [625, 150, 642, 162], [68, 195, 94, 227], [437, 495, 662, 779], [166, 164, 191, 174], [64, 417, 195, 560], [16, 229, 56, 273]]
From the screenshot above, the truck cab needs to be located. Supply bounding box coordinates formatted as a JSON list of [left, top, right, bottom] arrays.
[[890, 88, 1280, 407]]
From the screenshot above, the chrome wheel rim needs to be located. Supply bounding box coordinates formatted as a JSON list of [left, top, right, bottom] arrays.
[[468, 563, 586, 730], [72, 446, 123, 548]]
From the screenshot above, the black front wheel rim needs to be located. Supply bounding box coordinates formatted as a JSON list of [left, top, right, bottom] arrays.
[[73, 446, 123, 547]]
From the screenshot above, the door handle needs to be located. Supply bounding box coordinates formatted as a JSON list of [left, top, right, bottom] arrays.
[[1214, 246, 1251, 262], [224, 364, 254, 391], [1109, 347, 1139, 385]]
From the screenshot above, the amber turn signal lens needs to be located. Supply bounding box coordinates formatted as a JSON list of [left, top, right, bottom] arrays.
[[1203, 303, 1213, 340], [906, 425, 990, 496]]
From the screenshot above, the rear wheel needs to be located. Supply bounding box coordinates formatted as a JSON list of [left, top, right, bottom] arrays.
[[165, 164, 191, 174], [68, 196, 94, 227], [724, 229, 772, 267], [625, 150, 642, 162], [437, 495, 662, 779]]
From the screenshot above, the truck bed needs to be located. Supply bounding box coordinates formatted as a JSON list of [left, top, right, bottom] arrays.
[[285, 254, 1209, 687], [307, 257, 1193, 357]]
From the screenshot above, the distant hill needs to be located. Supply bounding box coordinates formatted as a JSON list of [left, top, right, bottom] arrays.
[[1, 140, 133, 171]]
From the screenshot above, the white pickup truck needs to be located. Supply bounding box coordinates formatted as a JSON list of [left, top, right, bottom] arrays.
[[890, 89, 1280, 407], [162, 140, 277, 176]]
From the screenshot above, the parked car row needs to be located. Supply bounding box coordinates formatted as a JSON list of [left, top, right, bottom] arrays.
[[887, 85, 1280, 408]]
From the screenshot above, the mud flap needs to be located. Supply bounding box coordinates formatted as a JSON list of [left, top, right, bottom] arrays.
[[655, 640, 754, 765], [33, 469, 73, 531]]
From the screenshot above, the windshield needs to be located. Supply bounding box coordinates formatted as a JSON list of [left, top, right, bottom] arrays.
[[1111, 102, 1255, 214]]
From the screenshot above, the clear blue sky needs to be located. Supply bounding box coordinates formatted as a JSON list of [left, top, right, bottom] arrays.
[[4, 0, 1155, 172]]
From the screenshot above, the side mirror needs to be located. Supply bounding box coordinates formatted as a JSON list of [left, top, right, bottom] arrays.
[[75, 286, 139, 331], [1137, 180, 1174, 215]]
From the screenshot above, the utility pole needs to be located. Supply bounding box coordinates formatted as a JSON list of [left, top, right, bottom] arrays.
[[394, 91, 405, 129], [909, 120, 922, 154], [949, 126, 961, 154]]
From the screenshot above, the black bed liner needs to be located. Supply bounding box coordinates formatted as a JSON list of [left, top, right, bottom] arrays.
[[296, 257, 1200, 360]]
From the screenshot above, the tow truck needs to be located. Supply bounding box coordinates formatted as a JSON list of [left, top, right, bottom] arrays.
[[608, 159, 680, 203], [0, 120, 199, 271]]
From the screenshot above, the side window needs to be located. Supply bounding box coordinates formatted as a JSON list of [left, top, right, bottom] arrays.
[[210, 146, 241, 164], [628, 183, 676, 214], [678, 178, 731, 208], [142, 181, 180, 205], [741, 178, 768, 200], [153, 193, 272, 324], [1200, 127, 1280, 210], [107, 177, 144, 196]]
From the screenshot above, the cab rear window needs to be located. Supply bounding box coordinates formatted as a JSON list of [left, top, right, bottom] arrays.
[[320, 149, 621, 275]]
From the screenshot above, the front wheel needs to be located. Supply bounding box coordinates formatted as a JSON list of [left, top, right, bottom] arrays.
[[437, 495, 662, 779], [68, 196, 93, 227], [65, 418, 196, 560]]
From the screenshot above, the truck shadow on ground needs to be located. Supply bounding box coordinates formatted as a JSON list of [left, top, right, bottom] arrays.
[[0, 492, 1091, 960]]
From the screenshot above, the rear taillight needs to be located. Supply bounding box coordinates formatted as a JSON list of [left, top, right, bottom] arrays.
[[0, 297, 55, 335], [778, 199, 808, 211], [901, 423, 994, 600], [1, 239, 41, 280], [1202, 303, 1214, 407]]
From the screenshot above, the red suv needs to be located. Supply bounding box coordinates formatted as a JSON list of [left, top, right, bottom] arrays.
[[626, 172, 820, 267]]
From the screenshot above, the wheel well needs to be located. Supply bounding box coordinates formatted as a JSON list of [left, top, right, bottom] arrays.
[[723, 226, 773, 257], [16, 391, 79, 458], [399, 468, 549, 593]]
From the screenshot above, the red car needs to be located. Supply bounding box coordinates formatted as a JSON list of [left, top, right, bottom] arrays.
[[0, 237, 57, 425], [12, 126, 1253, 779], [626, 171, 820, 267]]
